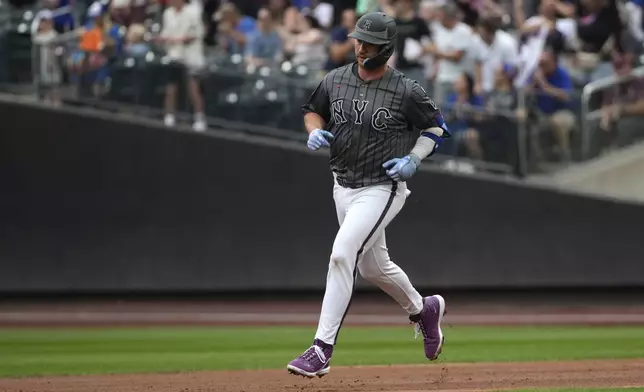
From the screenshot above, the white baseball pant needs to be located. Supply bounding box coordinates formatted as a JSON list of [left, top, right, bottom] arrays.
[[314, 176, 424, 345]]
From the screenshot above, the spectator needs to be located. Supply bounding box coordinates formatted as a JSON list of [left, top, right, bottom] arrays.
[[371, 0, 396, 16], [569, 0, 625, 82], [392, 0, 432, 88], [282, 12, 328, 72], [474, 15, 518, 95], [44, 0, 75, 33], [455, 0, 480, 27], [454, 0, 507, 28], [110, 0, 133, 26], [443, 72, 484, 159], [214, 2, 256, 55], [32, 9, 61, 106], [311, 0, 335, 29], [514, 0, 575, 29], [598, 33, 644, 152], [514, 0, 569, 89], [110, 0, 149, 27], [418, 0, 441, 92], [245, 8, 283, 67], [68, 2, 123, 97], [425, 2, 478, 105], [530, 46, 576, 162], [624, 0, 644, 43], [473, 63, 522, 164], [325, 8, 357, 70], [123, 23, 150, 57], [268, 0, 292, 23], [231, 0, 265, 19], [158, 0, 207, 132]]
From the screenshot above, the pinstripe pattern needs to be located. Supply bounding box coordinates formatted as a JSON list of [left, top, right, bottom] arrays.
[[302, 63, 442, 189]]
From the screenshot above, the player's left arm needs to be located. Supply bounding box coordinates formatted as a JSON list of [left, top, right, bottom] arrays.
[[407, 82, 450, 162], [383, 82, 450, 181]]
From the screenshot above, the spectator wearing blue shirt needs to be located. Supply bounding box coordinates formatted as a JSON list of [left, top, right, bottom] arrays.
[[442, 72, 484, 158], [245, 8, 283, 67], [215, 2, 256, 55], [69, 2, 124, 97], [48, 0, 75, 33], [123, 23, 150, 58], [531, 47, 576, 162], [325, 8, 357, 71]]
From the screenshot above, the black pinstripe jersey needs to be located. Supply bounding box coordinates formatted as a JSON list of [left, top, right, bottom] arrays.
[[302, 62, 444, 189]]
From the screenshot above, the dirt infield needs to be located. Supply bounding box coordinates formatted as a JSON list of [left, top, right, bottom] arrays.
[[2, 360, 644, 392], [2, 296, 644, 392]]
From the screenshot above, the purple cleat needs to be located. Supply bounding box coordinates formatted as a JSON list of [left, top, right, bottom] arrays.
[[410, 294, 446, 360], [287, 339, 333, 378]]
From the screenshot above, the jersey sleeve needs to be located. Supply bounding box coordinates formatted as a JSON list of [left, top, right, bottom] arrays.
[[404, 82, 450, 136], [301, 74, 332, 124]]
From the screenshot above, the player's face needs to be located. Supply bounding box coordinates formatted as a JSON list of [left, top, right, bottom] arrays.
[[354, 39, 379, 67]]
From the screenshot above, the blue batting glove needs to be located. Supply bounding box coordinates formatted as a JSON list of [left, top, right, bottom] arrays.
[[307, 129, 334, 151], [382, 155, 420, 181]]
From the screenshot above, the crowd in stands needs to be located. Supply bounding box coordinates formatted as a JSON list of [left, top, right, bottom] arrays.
[[25, 0, 644, 167]]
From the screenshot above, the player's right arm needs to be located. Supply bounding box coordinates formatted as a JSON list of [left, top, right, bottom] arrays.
[[301, 75, 335, 150]]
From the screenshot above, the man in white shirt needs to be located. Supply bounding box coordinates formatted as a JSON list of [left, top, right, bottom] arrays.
[[158, 0, 207, 132], [423, 2, 478, 105], [473, 16, 518, 95]]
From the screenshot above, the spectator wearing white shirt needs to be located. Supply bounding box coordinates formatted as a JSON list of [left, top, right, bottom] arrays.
[[474, 16, 518, 96], [424, 2, 478, 105], [32, 10, 62, 106], [158, 0, 207, 132]]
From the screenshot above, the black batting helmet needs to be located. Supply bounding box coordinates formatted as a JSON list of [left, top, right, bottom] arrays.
[[348, 12, 397, 70]]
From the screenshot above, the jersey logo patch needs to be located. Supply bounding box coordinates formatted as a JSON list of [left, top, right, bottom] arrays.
[[331, 99, 348, 124], [352, 99, 369, 125], [372, 107, 393, 130]]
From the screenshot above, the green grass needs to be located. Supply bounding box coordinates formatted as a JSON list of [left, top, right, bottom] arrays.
[[0, 325, 643, 377]]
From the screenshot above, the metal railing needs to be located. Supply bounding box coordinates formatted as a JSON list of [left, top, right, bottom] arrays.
[[28, 32, 596, 177], [580, 66, 644, 160]]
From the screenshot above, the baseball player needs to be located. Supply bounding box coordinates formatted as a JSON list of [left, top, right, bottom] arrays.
[[287, 12, 450, 379]]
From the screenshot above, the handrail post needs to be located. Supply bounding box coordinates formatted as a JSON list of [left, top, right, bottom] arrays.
[[517, 88, 528, 177], [580, 83, 592, 161]]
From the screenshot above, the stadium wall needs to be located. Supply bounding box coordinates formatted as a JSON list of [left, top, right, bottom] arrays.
[[2, 99, 644, 293]]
